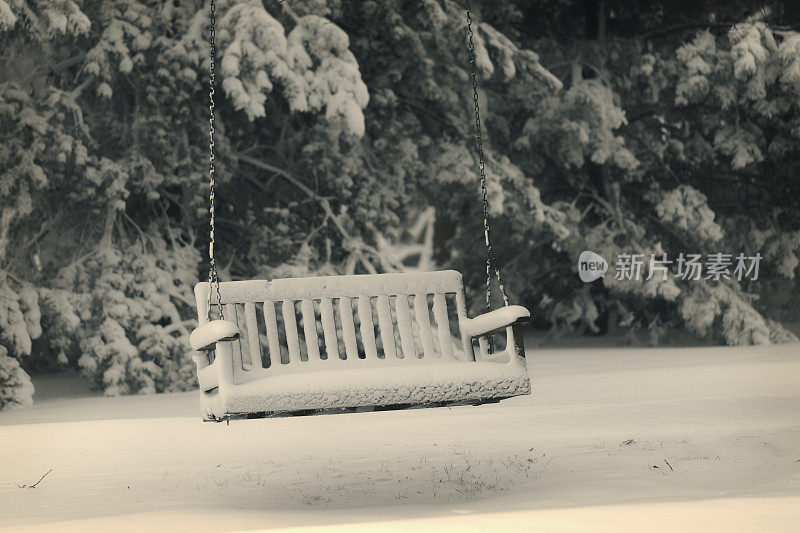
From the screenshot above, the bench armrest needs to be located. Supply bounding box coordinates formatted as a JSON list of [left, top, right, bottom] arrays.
[[190, 320, 240, 351], [461, 305, 530, 337]]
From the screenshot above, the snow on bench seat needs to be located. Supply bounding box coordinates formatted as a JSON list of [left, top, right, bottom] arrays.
[[193, 271, 530, 420], [200, 361, 530, 419]]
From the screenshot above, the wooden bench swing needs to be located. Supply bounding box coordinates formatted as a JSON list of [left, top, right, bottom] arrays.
[[189, 0, 531, 421]]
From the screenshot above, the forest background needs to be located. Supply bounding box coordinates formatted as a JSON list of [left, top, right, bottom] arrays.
[[1, 0, 799, 408]]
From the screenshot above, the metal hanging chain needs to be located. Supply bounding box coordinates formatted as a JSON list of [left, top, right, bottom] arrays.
[[203, 0, 504, 318], [206, 0, 224, 322], [464, 0, 509, 310]]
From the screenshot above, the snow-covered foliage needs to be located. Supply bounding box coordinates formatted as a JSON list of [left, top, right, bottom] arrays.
[[0, 274, 39, 408], [0, 1, 17, 31], [1, 1, 206, 403], [0, 278, 39, 359], [655, 186, 724, 243], [0, 0, 89, 37], [0, 344, 34, 410], [173, 1, 369, 136], [518, 80, 638, 171], [485, 3, 800, 345], [37, 235, 201, 396]]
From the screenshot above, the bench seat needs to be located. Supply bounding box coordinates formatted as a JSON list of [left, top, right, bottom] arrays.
[[192, 270, 531, 421]]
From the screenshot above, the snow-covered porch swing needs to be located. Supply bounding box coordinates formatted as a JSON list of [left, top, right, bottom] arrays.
[[189, 0, 531, 421]]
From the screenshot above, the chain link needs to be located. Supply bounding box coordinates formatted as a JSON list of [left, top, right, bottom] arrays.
[[464, 0, 509, 311], [206, 0, 224, 322]]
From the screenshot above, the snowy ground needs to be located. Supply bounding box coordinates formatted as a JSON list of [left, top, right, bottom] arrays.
[[1, 344, 799, 532]]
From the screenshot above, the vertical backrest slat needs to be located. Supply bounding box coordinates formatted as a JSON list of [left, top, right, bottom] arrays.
[[224, 303, 245, 381], [477, 336, 490, 359], [244, 302, 263, 369], [455, 289, 474, 361], [413, 293, 435, 358], [194, 272, 475, 371], [235, 306, 251, 368], [358, 296, 378, 359], [262, 300, 282, 367], [376, 295, 397, 359], [394, 294, 416, 360], [301, 299, 321, 360], [319, 298, 340, 360], [432, 294, 454, 359], [338, 298, 358, 360], [224, 303, 237, 327], [282, 300, 301, 364]]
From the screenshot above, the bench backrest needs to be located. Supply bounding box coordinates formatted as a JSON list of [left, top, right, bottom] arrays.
[[194, 271, 475, 384]]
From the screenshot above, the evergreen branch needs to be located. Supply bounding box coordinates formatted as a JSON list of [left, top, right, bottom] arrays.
[[705, 172, 791, 194], [234, 153, 352, 243], [14, 54, 86, 86], [625, 103, 707, 124], [275, 0, 299, 22], [162, 319, 197, 335], [637, 22, 741, 39], [234, 153, 386, 271], [625, 131, 681, 185], [637, 22, 799, 40]]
